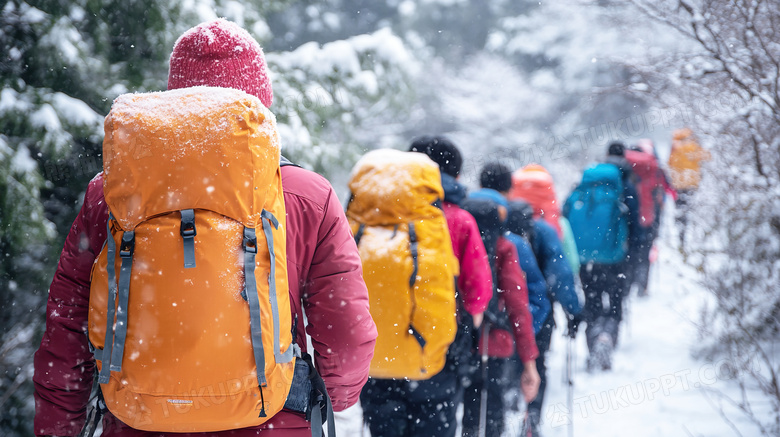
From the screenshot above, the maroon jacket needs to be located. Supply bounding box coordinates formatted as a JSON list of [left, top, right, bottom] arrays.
[[481, 237, 539, 362], [442, 202, 492, 315], [33, 166, 377, 437]]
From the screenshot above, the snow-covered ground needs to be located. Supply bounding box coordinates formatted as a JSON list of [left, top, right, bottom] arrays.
[[506, 236, 765, 437], [334, 219, 769, 436]]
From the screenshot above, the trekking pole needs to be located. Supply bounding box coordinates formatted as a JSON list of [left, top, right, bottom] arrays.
[[478, 321, 491, 437], [567, 335, 574, 437], [519, 396, 530, 437]]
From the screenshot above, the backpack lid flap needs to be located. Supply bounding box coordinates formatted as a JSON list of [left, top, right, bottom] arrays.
[[625, 150, 659, 177], [103, 87, 280, 229], [347, 149, 444, 225], [581, 163, 623, 189], [509, 167, 559, 218]]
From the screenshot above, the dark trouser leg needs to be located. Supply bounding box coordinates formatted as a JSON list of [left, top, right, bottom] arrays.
[[361, 378, 408, 437], [462, 358, 509, 437], [581, 262, 605, 352], [633, 240, 652, 296], [581, 263, 630, 349], [406, 364, 461, 437], [462, 375, 480, 437], [675, 190, 692, 247], [606, 262, 630, 345], [528, 312, 554, 416]]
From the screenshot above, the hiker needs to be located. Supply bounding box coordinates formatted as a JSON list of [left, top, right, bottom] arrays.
[[503, 202, 550, 336], [460, 164, 541, 437], [508, 164, 581, 276], [471, 162, 551, 328], [564, 141, 642, 371], [33, 19, 377, 437], [356, 139, 492, 437], [667, 128, 710, 247], [408, 136, 492, 330], [626, 139, 675, 296], [505, 199, 582, 436]]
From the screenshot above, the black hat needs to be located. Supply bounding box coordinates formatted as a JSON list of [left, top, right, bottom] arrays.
[[409, 135, 463, 178], [608, 141, 626, 157], [480, 162, 512, 193]]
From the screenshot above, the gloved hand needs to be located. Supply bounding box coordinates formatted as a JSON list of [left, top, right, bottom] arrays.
[[567, 313, 583, 339]]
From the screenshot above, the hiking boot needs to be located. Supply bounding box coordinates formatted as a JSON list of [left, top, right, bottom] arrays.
[[587, 333, 613, 371]]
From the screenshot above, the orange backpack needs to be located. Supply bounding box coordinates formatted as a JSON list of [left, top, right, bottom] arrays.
[[88, 88, 296, 432], [508, 164, 563, 237], [346, 149, 458, 380]]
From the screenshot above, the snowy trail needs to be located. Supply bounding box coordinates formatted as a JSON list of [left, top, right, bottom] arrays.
[[333, 229, 764, 436], [506, 234, 763, 437]]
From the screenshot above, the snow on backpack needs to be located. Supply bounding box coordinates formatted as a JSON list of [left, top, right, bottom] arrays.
[[88, 88, 299, 432], [625, 149, 663, 228], [346, 149, 458, 380], [508, 164, 563, 238], [563, 163, 629, 264]]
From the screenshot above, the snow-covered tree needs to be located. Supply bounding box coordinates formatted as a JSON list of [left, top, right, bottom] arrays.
[[0, 2, 416, 434], [626, 1, 780, 433]]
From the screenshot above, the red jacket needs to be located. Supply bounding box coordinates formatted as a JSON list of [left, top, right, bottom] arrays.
[[442, 202, 492, 315], [481, 237, 539, 362], [33, 166, 377, 437]]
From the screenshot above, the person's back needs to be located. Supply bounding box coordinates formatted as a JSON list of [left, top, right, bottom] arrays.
[[505, 200, 581, 434], [625, 143, 671, 296], [568, 141, 641, 372], [33, 19, 376, 437], [602, 144, 644, 258], [668, 128, 711, 191], [459, 195, 540, 437], [668, 128, 710, 248], [361, 136, 493, 437], [503, 231, 550, 334], [460, 164, 541, 437]]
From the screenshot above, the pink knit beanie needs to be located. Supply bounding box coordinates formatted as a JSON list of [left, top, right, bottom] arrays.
[[168, 18, 273, 107]]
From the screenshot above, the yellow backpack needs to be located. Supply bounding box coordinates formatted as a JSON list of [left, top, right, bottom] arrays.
[[88, 87, 296, 432], [346, 149, 458, 380]]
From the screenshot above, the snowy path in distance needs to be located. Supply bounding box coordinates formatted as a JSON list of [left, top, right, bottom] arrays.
[[507, 230, 765, 437], [332, 227, 767, 436]]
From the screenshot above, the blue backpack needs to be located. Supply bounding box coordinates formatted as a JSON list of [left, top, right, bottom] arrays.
[[563, 163, 629, 264]]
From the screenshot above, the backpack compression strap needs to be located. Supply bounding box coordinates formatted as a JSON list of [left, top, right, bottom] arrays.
[[97, 214, 135, 384], [302, 353, 337, 437], [242, 210, 295, 416], [97, 216, 119, 384]]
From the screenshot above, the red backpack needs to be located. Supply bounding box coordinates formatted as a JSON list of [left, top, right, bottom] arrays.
[[625, 150, 663, 228]]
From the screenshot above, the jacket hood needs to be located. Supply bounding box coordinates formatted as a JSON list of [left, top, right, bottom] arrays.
[[469, 188, 509, 208], [441, 173, 467, 204]]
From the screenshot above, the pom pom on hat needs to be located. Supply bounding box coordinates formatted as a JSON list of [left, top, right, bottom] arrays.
[[168, 18, 273, 107]]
